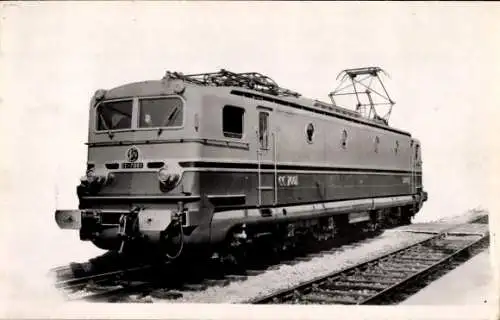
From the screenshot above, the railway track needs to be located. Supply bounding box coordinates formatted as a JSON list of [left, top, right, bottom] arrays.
[[53, 229, 384, 302], [248, 220, 489, 305], [52, 214, 489, 304], [53, 262, 169, 302], [470, 214, 488, 224], [56, 265, 151, 290]]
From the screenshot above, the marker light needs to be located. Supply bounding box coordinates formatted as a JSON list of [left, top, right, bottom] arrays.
[[171, 80, 185, 94], [94, 89, 106, 101]]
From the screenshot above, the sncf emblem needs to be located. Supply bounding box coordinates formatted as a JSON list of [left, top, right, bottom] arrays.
[[126, 146, 139, 163], [278, 175, 299, 187]]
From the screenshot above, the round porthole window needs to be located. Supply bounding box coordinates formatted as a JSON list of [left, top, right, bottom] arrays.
[[306, 123, 315, 143]]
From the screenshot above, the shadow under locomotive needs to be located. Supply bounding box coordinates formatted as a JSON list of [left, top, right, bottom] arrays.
[[55, 67, 428, 263]]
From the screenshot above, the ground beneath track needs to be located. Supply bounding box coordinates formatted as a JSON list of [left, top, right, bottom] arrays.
[[401, 248, 494, 305]]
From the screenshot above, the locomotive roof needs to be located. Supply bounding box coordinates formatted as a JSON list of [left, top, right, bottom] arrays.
[[99, 69, 412, 137], [102, 80, 178, 99]]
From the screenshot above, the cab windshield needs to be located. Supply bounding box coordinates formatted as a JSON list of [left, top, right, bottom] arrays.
[[95, 97, 183, 132], [96, 100, 133, 131], [138, 97, 183, 128]]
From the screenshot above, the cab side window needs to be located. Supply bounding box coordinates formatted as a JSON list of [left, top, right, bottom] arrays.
[[259, 112, 269, 149], [223, 105, 245, 138]]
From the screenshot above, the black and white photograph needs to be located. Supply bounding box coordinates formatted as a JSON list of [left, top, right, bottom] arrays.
[[0, 2, 498, 320]]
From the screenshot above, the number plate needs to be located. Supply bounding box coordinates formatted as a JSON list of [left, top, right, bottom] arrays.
[[122, 162, 144, 169]]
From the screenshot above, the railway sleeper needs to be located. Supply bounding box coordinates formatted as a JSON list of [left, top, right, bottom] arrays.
[[182, 283, 208, 291], [84, 279, 119, 289], [308, 253, 325, 258], [301, 292, 358, 305], [360, 272, 408, 279], [202, 278, 231, 287], [372, 267, 416, 274], [325, 281, 388, 291], [295, 257, 313, 262], [390, 257, 440, 265], [246, 269, 267, 276], [378, 260, 433, 268], [149, 289, 184, 300], [357, 267, 412, 275], [224, 274, 248, 281], [434, 238, 479, 244], [376, 264, 427, 272], [397, 254, 447, 261], [394, 260, 435, 268], [404, 248, 448, 255], [438, 244, 476, 251], [349, 269, 407, 278], [412, 251, 453, 258], [342, 275, 401, 285], [313, 287, 377, 298], [429, 247, 465, 255]]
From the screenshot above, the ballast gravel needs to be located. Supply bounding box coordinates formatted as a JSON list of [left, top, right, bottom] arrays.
[[429, 208, 488, 225], [153, 230, 432, 304]]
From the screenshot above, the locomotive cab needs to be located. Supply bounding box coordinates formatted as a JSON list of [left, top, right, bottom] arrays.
[[55, 77, 210, 256]]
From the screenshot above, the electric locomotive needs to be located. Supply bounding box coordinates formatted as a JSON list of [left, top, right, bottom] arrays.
[[55, 67, 427, 259]]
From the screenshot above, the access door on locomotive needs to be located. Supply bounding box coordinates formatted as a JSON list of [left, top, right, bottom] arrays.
[[255, 105, 278, 207]]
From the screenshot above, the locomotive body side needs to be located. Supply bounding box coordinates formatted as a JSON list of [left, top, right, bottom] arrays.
[[54, 72, 427, 257], [191, 89, 426, 245]]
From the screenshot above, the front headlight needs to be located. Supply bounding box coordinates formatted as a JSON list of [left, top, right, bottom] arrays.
[[80, 167, 113, 186], [80, 168, 96, 184], [158, 167, 171, 184], [158, 163, 182, 191]]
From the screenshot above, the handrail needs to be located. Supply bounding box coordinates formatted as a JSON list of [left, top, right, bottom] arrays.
[[273, 132, 278, 205]]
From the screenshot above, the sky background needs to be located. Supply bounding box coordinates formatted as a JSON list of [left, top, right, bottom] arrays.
[[1, 2, 499, 316]]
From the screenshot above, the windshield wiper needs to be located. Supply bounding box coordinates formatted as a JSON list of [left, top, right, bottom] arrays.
[[98, 113, 115, 139], [158, 106, 180, 136]]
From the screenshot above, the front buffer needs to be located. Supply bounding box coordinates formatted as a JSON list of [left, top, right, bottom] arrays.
[[55, 204, 185, 258]]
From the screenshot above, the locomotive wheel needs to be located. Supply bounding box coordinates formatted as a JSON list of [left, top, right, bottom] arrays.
[[214, 227, 249, 271]]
